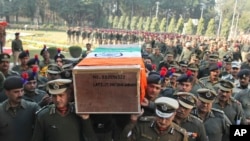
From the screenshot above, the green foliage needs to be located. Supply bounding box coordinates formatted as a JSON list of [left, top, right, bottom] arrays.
[[137, 17, 144, 30], [176, 17, 184, 34], [220, 18, 230, 38], [168, 17, 176, 33], [117, 15, 126, 29], [112, 16, 119, 28], [108, 15, 113, 27], [144, 17, 151, 31], [205, 18, 216, 37], [130, 16, 139, 30], [150, 17, 159, 32], [196, 17, 205, 35], [68, 46, 82, 58], [124, 16, 130, 30], [239, 12, 250, 33], [185, 19, 194, 35], [159, 18, 167, 32]]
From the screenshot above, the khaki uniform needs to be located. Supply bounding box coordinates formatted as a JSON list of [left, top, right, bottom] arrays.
[[199, 77, 220, 92], [213, 98, 247, 125], [11, 65, 29, 74], [192, 108, 230, 141], [0, 99, 40, 141], [234, 89, 250, 119], [121, 118, 188, 141]]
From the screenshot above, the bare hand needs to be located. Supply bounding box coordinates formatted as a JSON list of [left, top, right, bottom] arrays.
[[78, 114, 90, 120], [130, 108, 144, 122], [141, 98, 149, 107]]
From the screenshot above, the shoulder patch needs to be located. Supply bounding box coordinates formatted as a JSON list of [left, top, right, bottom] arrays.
[[211, 108, 224, 114], [230, 97, 241, 105], [171, 122, 187, 136], [189, 114, 203, 123], [35, 105, 49, 115]]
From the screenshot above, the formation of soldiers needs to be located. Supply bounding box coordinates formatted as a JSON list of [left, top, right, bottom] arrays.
[[0, 30, 250, 141]]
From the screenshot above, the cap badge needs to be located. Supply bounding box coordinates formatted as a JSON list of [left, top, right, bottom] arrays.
[[161, 104, 168, 111], [206, 92, 211, 98], [53, 83, 60, 90]]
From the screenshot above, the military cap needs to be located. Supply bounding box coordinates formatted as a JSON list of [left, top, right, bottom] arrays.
[[237, 69, 250, 79], [15, 32, 20, 36], [21, 69, 38, 82], [142, 52, 149, 58], [145, 44, 152, 49], [155, 97, 179, 118], [176, 74, 194, 83], [40, 45, 48, 56], [231, 61, 241, 68], [188, 63, 199, 71], [0, 53, 10, 62], [27, 58, 39, 67], [179, 60, 189, 67], [4, 76, 23, 90], [197, 88, 217, 103], [47, 79, 72, 95], [47, 64, 62, 74], [54, 53, 65, 61], [61, 63, 74, 79], [147, 72, 161, 85], [209, 62, 221, 71], [223, 54, 233, 63], [175, 92, 198, 109], [208, 54, 219, 61], [219, 80, 234, 91], [165, 53, 174, 57], [19, 50, 29, 59]]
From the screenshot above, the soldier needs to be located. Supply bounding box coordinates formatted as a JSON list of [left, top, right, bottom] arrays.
[[240, 40, 250, 62], [54, 48, 65, 67], [213, 80, 247, 125], [179, 42, 193, 62], [0, 53, 19, 77], [198, 53, 219, 78], [188, 64, 205, 96], [39, 45, 54, 77], [82, 43, 92, 58], [0, 76, 40, 141], [75, 27, 81, 43], [174, 92, 208, 141], [199, 63, 221, 92], [21, 70, 51, 107], [192, 88, 231, 141], [158, 53, 174, 71], [32, 79, 97, 141], [233, 69, 250, 95], [66, 27, 72, 43], [11, 32, 23, 66], [218, 41, 230, 60], [223, 61, 241, 86], [47, 64, 62, 81], [81, 28, 87, 44], [0, 71, 6, 102], [149, 46, 164, 70], [179, 60, 189, 74], [220, 54, 233, 79], [12, 50, 30, 74], [240, 53, 250, 70], [120, 97, 188, 141]]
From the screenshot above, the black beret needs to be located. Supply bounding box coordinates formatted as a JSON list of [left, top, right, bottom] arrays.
[[4, 76, 23, 90], [237, 69, 250, 78], [0, 53, 10, 62], [27, 58, 39, 67], [21, 70, 38, 82], [223, 54, 233, 63], [209, 63, 221, 71], [177, 74, 194, 83], [147, 72, 161, 85], [15, 32, 20, 36], [19, 50, 29, 59], [54, 54, 65, 62]]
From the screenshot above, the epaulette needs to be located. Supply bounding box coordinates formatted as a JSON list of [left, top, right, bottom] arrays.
[[211, 108, 225, 118], [35, 105, 49, 115], [189, 114, 203, 123], [139, 116, 155, 122], [170, 122, 187, 136], [230, 97, 241, 105]]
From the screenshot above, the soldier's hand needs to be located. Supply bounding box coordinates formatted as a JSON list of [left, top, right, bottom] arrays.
[[130, 108, 144, 122], [78, 114, 90, 120], [141, 98, 149, 107], [40, 94, 52, 106]]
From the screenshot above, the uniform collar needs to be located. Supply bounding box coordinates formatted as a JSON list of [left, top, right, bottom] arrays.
[[214, 97, 232, 105], [5, 99, 27, 111]]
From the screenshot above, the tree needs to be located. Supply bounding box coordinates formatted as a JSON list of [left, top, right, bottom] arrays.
[[144, 17, 151, 31], [239, 11, 250, 33], [159, 18, 167, 32], [205, 18, 216, 37], [150, 17, 159, 32], [176, 17, 184, 34], [130, 16, 138, 30], [118, 15, 126, 29], [196, 17, 205, 35], [168, 17, 176, 33], [220, 18, 230, 38], [113, 16, 119, 28], [108, 15, 113, 28], [137, 17, 144, 30], [185, 18, 194, 35], [124, 16, 130, 30]]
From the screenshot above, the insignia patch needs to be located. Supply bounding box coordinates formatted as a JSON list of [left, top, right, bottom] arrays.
[[53, 83, 60, 90], [206, 92, 211, 98], [161, 104, 168, 111]]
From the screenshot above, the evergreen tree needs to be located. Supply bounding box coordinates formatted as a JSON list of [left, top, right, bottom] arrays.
[[196, 17, 205, 35], [176, 17, 184, 34], [220, 18, 230, 38], [124, 16, 130, 30], [168, 17, 176, 33], [185, 18, 194, 35], [205, 18, 216, 37], [159, 18, 167, 32], [112, 16, 119, 28], [130, 16, 138, 30], [137, 17, 144, 30], [118, 15, 126, 29], [150, 17, 159, 32], [144, 17, 151, 31], [108, 15, 113, 28]]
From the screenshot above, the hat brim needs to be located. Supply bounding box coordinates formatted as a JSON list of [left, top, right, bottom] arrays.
[[1, 59, 10, 62], [198, 96, 214, 103], [49, 88, 67, 95], [178, 100, 194, 109], [47, 70, 61, 74], [219, 85, 232, 92], [232, 65, 240, 68], [155, 109, 174, 118], [188, 68, 199, 71]]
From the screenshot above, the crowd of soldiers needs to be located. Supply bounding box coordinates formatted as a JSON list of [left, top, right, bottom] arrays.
[[0, 30, 250, 141]]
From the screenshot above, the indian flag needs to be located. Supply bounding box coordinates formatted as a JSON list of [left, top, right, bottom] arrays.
[[77, 44, 147, 102]]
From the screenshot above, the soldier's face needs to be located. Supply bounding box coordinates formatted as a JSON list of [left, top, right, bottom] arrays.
[[24, 80, 37, 92], [146, 84, 161, 101], [52, 92, 70, 108], [231, 67, 240, 76], [6, 88, 24, 104], [178, 82, 192, 92], [217, 89, 232, 102], [176, 105, 192, 119], [239, 77, 250, 86], [197, 100, 213, 113], [156, 113, 175, 130], [56, 58, 63, 67], [20, 57, 29, 65], [0, 61, 10, 71]]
